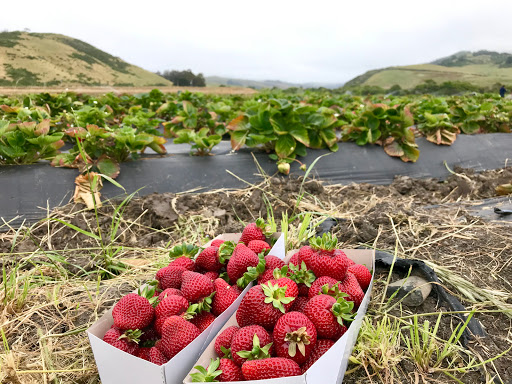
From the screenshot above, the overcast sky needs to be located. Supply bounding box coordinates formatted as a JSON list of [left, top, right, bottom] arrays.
[[1, 0, 512, 84]]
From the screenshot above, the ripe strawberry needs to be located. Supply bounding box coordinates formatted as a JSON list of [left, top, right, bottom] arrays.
[[168, 256, 195, 271], [155, 316, 167, 336], [273, 311, 317, 365], [160, 316, 201, 359], [288, 252, 300, 267], [241, 357, 301, 379], [303, 294, 352, 340], [347, 258, 356, 267], [236, 282, 295, 330], [156, 265, 186, 290], [211, 239, 225, 247], [112, 293, 155, 330], [300, 338, 335, 373], [139, 326, 159, 344], [190, 358, 243, 382], [204, 271, 219, 281], [338, 272, 365, 308], [135, 346, 151, 361], [218, 358, 243, 381], [347, 264, 372, 291], [248, 240, 271, 255], [211, 278, 239, 316], [155, 295, 189, 319], [149, 346, 168, 365], [289, 296, 309, 313], [180, 271, 215, 303], [103, 327, 139, 355], [308, 276, 340, 298], [257, 255, 286, 284], [214, 326, 239, 358], [190, 312, 216, 332], [158, 288, 183, 301], [226, 243, 259, 282], [239, 220, 267, 245], [257, 269, 275, 284], [230, 325, 273, 367], [195, 246, 222, 272]]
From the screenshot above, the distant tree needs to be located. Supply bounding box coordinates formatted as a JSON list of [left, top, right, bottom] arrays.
[[157, 69, 206, 87]]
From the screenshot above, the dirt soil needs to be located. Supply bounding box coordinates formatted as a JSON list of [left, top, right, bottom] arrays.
[[1, 166, 511, 384]]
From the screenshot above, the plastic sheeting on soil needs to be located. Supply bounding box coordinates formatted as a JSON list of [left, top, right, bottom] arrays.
[[1, 133, 511, 227]]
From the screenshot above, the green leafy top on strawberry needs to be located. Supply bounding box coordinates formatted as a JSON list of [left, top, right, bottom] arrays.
[[237, 253, 266, 288], [118, 328, 143, 344], [218, 241, 235, 264], [183, 292, 216, 319], [190, 358, 222, 382], [261, 281, 295, 313], [284, 326, 312, 357], [220, 345, 231, 359], [275, 262, 316, 287], [137, 285, 159, 307], [309, 233, 338, 252], [169, 243, 199, 259], [236, 334, 273, 361], [331, 296, 355, 325]]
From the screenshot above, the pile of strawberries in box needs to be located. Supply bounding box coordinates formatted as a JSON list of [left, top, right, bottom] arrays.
[[101, 220, 371, 381]]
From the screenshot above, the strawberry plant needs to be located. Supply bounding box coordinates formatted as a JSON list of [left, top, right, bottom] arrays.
[[173, 127, 222, 156]]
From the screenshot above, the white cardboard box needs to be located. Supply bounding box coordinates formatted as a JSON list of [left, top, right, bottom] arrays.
[[183, 248, 375, 384], [87, 233, 286, 384]]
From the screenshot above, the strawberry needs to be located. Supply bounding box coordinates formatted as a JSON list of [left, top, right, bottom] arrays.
[[158, 288, 183, 301], [308, 276, 340, 298], [155, 316, 167, 336], [226, 243, 259, 283], [347, 258, 356, 267], [190, 358, 243, 382], [347, 264, 372, 291], [247, 240, 271, 255], [160, 316, 201, 359], [112, 293, 155, 331], [257, 255, 286, 284], [190, 311, 216, 332], [180, 271, 215, 303], [103, 327, 139, 355], [239, 220, 267, 245], [204, 271, 219, 281], [214, 326, 239, 358], [230, 325, 273, 367], [211, 278, 239, 316], [273, 311, 317, 365], [149, 346, 168, 365], [169, 243, 199, 266], [135, 347, 151, 361], [211, 239, 225, 247], [156, 265, 186, 290], [139, 326, 159, 344], [217, 358, 243, 381], [168, 256, 195, 271], [288, 252, 300, 267], [300, 338, 335, 373], [338, 272, 365, 308], [257, 269, 276, 284], [236, 281, 295, 330], [155, 295, 189, 319], [289, 296, 309, 313], [241, 357, 301, 379], [303, 294, 353, 340], [195, 246, 222, 272]]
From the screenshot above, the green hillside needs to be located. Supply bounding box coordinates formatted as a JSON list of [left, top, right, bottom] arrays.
[[345, 50, 512, 89], [0, 31, 171, 87]]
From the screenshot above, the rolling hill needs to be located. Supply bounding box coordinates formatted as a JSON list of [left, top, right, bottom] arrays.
[[345, 50, 512, 89], [0, 31, 171, 87], [205, 76, 343, 89]]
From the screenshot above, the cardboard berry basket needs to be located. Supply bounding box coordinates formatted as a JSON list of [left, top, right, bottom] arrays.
[[183, 248, 375, 384], [87, 233, 286, 384]]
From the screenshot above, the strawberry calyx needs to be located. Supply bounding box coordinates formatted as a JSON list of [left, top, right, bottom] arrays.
[[236, 334, 273, 361], [261, 282, 295, 313], [137, 285, 159, 307], [284, 326, 312, 357], [218, 241, 235, 264], [285, 262, 316, 287], [309, 233, 338, 252], [118, 329, 143, 344], [169, 243, 200, 259], [331, 296, 355, 326], [183, 292, 215, 319], [190, 358, 222, 382], [236, 253, 266, 289], [255, 217, 277, 236], [220, 345, 232, 359]]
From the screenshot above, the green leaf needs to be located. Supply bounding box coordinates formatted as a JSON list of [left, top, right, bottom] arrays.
[[290, 127, 310, 146], [96, 157, 121, 179], [230, 130, 248, 151], [275, 134, 296, 158]]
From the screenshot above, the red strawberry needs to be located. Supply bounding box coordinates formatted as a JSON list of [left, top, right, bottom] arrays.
[[168, 256, 195, 271], [230, 325, 273, 367], [239, 220, 266, 245], [288, 252, 300, 266], [303, 295, 351, 340], [158, 288, 183, 301], [236, 282, 295, 330], [139, 326, 159, 344], [300, 338, 335, 373], [155, 316, 168, 336], [298, 283, 310, 297], [273, 311, 317, 365], [190, 358, 243, 382], [242, 357, 301, 379], [190, 312, 216, 332], [308, 276, 340, 298], [211, 239, 225, 247], [257, 269, 275, 284], [226, 243, 259, 283], [149, 346, 168, 365], [264, 255, 286, 271], [160, 316, 201, 359], [103, 327, 139, 355], [112, 293, 155, 330], [180, 271, 215, 303], [347, 264, 372, 291], [289, 296, 309, 313], [135, 347, 151, 361], [248, 240, 271, 255], [211, 278, 239, 316], [195, 246, 222, 272], [204, 271, 219, 281], [214, 326, 239, 358], [338, 272, 365, 308], [218, 358, 243, 381], [347, 258, 356, 267], [155, 295, 189, 319], [156, 266, 186, 290]]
